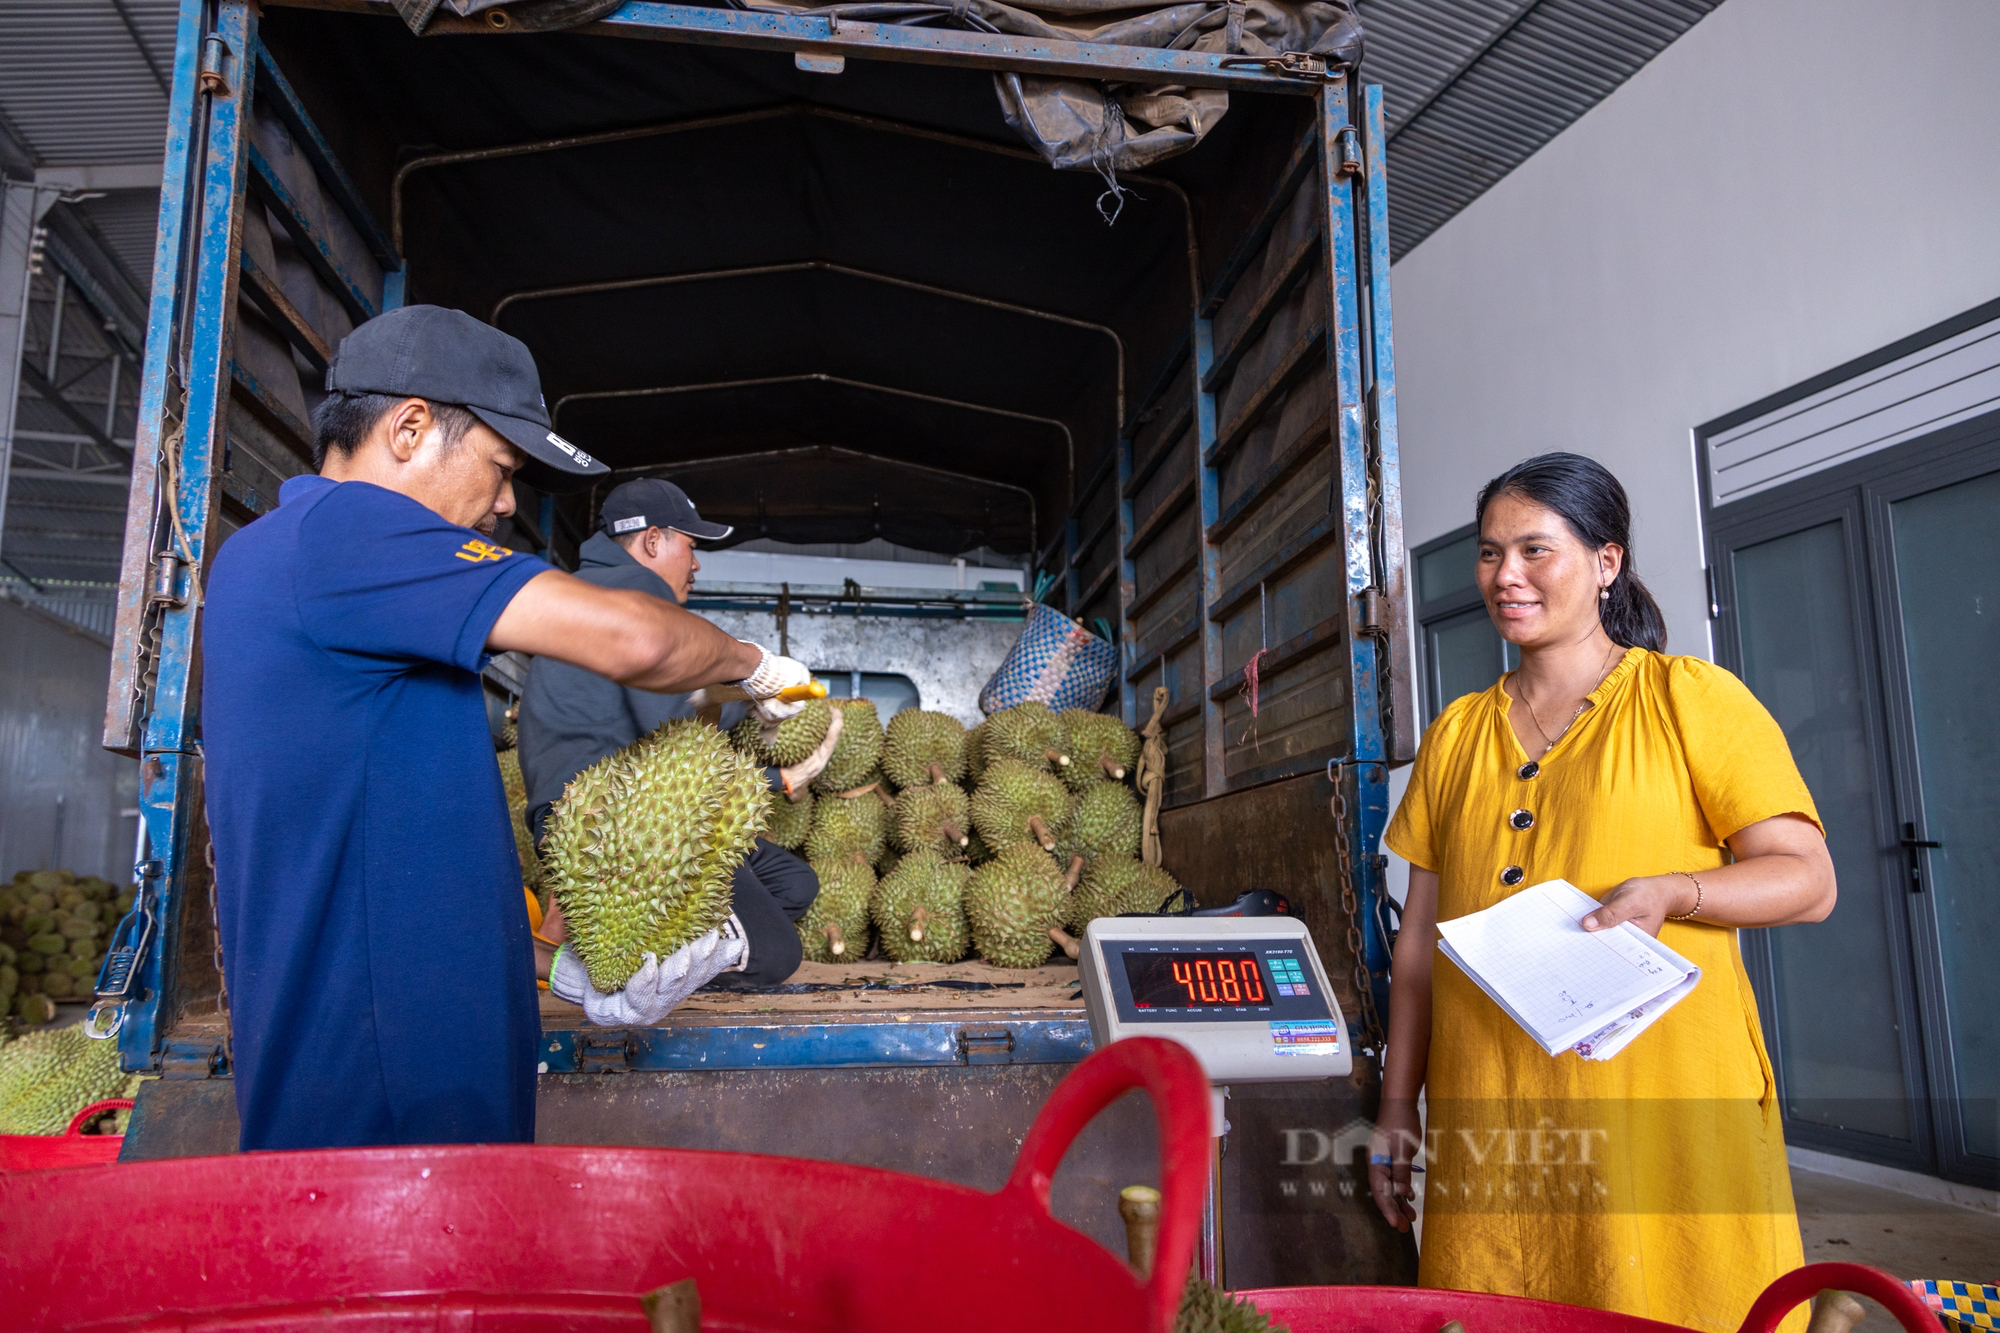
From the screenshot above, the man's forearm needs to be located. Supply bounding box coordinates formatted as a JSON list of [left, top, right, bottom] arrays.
[[620, 599, 763, 692], [489, 569, 762, 689]]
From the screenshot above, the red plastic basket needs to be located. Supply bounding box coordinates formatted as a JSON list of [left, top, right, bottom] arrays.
[[0, 1098, 131, 1173], [0, 1038, 1209, 1332], [1238, 1262, 1943, 1333]]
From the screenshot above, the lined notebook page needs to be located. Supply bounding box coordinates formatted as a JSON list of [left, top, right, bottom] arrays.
[[1437, 880, 1700, 1057]]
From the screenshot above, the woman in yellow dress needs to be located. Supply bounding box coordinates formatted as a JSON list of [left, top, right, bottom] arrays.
[[1368, 453, 1835, 1330]]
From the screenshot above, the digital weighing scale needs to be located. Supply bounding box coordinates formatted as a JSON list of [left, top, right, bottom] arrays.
[[1079, 914, 1351, 1286]]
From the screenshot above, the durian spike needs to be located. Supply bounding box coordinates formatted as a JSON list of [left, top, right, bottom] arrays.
[[927, 762, 947, 785], [1099, 753, 1126, 780], [1049, 925, 1081, 959], [1065, 855, 1086, 889], [942, 821, 969, 848], [1045, 748, 1072, 768], [1118, 1184, 1162, 1278], [910, 904, 930, 942], [1027, 815, 1056, 850], [825, 923, 846, 956]]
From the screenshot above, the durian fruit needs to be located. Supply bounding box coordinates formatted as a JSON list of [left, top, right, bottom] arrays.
[[804, 789, 887, 865], [813, 698, 884, 793], [880, 709, 968, 789], [729, 698, 834, 769], [964, 843, 1071, 969], [13, 992, 57, 1025], [496, 746, 545, 903], [1176, 1277, 1288, 1333], [727, 712, 766, 760], [872, 849, 971, 964], [542, 720, 770, 993], [1059, 709, 1141, 790], [800, 856, 874, 961], [893, 779, 972, 856], [766, 789, 815, 851], [1069, 856, 1182, 930], [0, 1024, 140, 1134], [964, 721, 989, 786], [1062, 781, 1144, 865], [982, 701, 1072, 774], [969, 758, 1069, 854], [876, 848, 902, 880]]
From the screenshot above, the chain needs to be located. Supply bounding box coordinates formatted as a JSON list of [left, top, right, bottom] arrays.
[[1328, 764, 1387, 1083], [203, 832, 231, 1064]]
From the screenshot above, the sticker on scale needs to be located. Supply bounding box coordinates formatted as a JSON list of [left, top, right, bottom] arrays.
[[1269, 1020, 1341, 1056]]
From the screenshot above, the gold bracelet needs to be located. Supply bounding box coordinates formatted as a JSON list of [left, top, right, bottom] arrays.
[[1665, 871, 1703, 921]]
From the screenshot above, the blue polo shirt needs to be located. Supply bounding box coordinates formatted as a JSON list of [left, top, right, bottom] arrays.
[[203, 474, 547, 1149]]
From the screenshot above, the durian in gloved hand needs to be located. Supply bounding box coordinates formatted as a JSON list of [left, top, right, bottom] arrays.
[[892, 778, 971, 855], [969, 758, 1069, 853], [1061, 780, 1143, 865], [981, 701, 1072, 773], [732, 697, 833, 768], [871, 848, 970, 964], [880, 709, 967, 788], [964, 842, 1070, 968], [804, 787, 887, 864], [1069, 856, 1182, 930], [812, 698, 884, 793], [800, 856, 874, 961], [1059, 708, 1141, 790], [0, 1024, 143, 1135], [541, 720, 770, 993]]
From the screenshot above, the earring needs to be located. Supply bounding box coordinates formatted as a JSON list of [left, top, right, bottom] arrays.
[[1599, 588, 1610, 601]]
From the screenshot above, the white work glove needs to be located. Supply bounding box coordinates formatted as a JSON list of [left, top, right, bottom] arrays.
[[735, 644, 814, 724], [549, 915, 749, 1027], [775, 706, 843, 796]]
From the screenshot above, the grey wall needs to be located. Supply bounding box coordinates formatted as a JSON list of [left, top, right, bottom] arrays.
[[0, 597, 137, 880], [1388, 0, 2000, 657]]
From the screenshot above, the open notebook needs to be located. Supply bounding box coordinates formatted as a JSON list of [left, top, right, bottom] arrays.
[[1436, 879, 1701, 1061]]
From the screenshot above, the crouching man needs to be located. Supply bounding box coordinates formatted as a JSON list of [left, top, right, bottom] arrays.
[[518, 478, 837, 1022]]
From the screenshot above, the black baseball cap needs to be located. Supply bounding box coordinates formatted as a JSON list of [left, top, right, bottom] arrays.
[[325, 304, 610, 491], [598, 479, 733, 541]]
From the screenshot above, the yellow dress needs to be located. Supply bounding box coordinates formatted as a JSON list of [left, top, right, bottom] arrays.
[[1384, 649, 1817, 1331]]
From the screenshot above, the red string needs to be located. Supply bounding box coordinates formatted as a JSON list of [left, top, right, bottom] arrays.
[[1243, 648, 1268, 718]]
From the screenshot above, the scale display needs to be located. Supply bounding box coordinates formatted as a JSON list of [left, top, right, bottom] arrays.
[[1123, 952, 1269, 1009], [1079, 916, 1351, 1083]]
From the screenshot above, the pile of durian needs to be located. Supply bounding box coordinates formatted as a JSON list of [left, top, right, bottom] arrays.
[[0, 1023, 142, 1135], [0, 869, 136, 1025], [731, 699, 1182, 968]]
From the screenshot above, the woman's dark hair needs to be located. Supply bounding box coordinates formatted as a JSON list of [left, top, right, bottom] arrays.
[[1475, 452, 1668, 652]]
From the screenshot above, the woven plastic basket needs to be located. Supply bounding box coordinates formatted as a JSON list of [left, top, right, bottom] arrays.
[[980, 601, 1119, 714]]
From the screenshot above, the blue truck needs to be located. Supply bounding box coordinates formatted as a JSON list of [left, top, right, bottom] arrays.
[[97, 0, 1414, 1286]]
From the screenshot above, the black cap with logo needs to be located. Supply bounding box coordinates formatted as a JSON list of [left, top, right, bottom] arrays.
[[325, 304, 610, 491], [597, 479, 733, 542]]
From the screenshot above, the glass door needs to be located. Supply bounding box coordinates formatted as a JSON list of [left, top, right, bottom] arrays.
[[1713, 427, 2000, 1188], [1878, 468, 2000, 1173]]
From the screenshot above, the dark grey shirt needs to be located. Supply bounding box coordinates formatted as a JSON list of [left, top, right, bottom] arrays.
[[517, 531, 752, 839]]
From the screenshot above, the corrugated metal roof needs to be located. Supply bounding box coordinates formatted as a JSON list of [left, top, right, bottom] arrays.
[[0, 1, 175, 168], [1358, 0, 1722, 260]]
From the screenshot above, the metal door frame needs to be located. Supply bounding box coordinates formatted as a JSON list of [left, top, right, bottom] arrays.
[[1702, 392, 2000, 1188]]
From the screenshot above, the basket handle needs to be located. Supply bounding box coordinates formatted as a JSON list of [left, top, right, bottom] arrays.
[[1003, 1037, 1210, 1333], [64, 1099, 135, 1138], [1734, 1262, 1941, 1333]]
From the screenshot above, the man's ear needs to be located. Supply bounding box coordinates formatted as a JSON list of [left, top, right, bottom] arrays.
[[384, 398, 432, 463]]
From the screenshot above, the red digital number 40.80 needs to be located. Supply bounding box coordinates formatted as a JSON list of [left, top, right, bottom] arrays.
[[1169, 957, 1266, 1006]]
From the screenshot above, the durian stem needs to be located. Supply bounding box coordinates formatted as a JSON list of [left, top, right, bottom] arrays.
[[1099, 753, 1126, 780], [1045, 748, 1072, 768], [927, 762, 947, 786], [1065, 855, 1085, 889], [941, 820, 969, 848], [910, 905, 930, 942], [1027, 815, 1056, 850], [1049, 925, 1081, 959], [1117, 1186, 1162, 1278], [825, 923, 846, 956], [642, 1279, 701, 1333]]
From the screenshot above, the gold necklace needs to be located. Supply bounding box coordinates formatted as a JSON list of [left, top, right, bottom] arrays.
[[1520, 641, 1621, 756]]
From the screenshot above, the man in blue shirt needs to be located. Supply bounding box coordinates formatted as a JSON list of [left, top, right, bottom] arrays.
[[202, 305, 812, 1150]]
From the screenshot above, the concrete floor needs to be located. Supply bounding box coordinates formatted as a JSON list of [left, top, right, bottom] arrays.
[[1794, 1167, 2000, 1328]]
